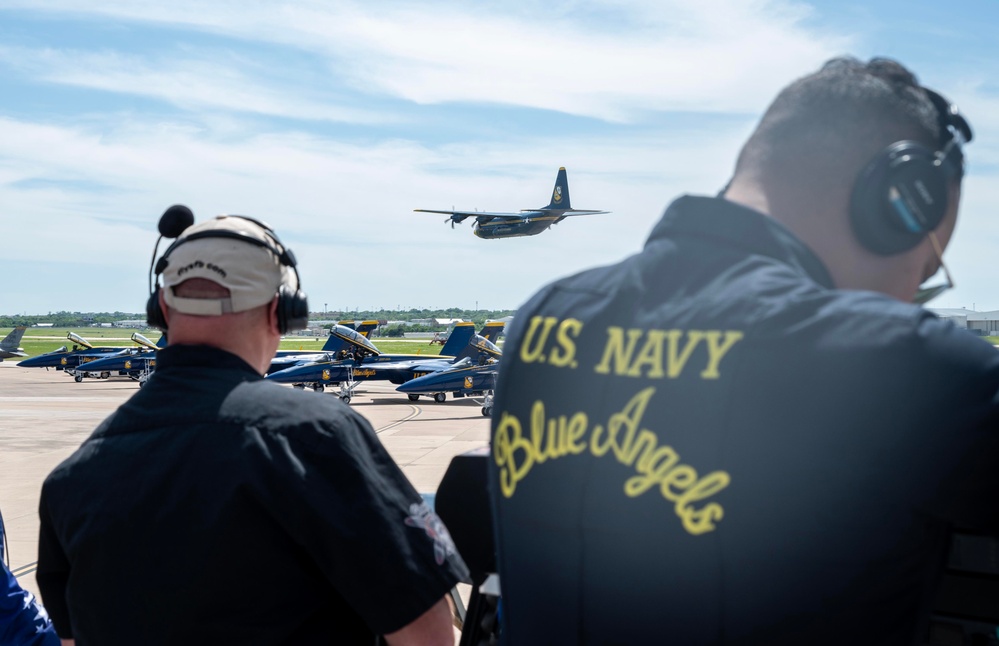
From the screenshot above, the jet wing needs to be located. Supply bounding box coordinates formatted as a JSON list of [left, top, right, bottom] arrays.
[[536, 209, 610, 216], [415, 209, 526, 220]]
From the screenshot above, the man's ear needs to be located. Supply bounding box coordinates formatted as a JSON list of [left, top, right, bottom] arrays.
[[158, 289, 171, 327], [267, 297, 281, 335]]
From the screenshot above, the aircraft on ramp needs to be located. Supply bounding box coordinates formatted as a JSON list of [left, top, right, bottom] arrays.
[[396, 359, 499, 416], [267, 321, 379, 374], [70, 333, 166, 382], [415, 167, 608, 239], [0, 326, 28, 361], [266, 322, 503, 402], [18, 332, 135, 376]]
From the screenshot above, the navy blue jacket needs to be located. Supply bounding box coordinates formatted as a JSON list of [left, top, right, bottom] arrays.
[[490, 195, 999, 645]]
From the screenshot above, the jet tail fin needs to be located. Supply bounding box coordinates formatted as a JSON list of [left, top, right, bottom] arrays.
[[1, 326, 27, 351], [355, 320, 380, 339], [541, 167, 571, 211], [478, 321, 505, 344], [439, 322, 476, 357]]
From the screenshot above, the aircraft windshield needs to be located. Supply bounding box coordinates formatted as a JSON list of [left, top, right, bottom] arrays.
[[331, 325, 380, 356], [67, 332, 94, 349], [470, 334, 502, 357], [131, 332, 158, 349]]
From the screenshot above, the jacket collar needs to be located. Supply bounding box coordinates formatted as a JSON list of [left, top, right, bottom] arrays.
[[646, 195, 835, 290]]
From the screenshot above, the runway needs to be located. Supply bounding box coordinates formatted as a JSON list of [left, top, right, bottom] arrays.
[[0, 361, 490, 599]]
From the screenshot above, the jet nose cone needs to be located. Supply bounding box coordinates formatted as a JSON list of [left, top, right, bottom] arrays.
[[396, 379, 423, 393], [18, 355, 54, 367]]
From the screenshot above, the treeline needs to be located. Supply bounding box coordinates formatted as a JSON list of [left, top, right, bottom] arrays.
[[0, 308, 516, 329], [0, 312, 144, 327]]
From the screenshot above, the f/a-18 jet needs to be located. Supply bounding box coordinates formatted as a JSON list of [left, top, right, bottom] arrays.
[[267, 320, 379, 374], [396, 358, 499, 416], [415, 167, 608, 239], [266, 321, 504, 403], [18, 332, 138, 377], [0, 326, 28, 361], [70, 333, 166, 383]]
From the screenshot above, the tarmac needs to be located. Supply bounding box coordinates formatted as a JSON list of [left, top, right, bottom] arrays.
[[0, 360, 490, 601]]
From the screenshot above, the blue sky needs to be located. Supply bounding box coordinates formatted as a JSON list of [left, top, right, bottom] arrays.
[[1, 1, 997, 315]]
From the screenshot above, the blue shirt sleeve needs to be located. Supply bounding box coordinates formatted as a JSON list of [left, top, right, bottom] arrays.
[[1, 561, 60, 646]]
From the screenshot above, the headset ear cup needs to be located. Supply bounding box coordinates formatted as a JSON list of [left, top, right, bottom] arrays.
[[276, 285, 309, 334], [850, 141, 948, 255], [146, 287, 168, 330]]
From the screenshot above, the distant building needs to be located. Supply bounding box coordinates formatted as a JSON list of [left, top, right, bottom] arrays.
[[929, 308, 999, 336], [114, 320, 149, 329]]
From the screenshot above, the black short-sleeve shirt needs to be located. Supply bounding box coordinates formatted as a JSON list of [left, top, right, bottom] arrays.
[[38, 345, 468, 645], [490, 195, 999, 645]]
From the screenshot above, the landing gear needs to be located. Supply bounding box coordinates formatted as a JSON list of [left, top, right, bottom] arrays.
[[408, 394, 420, 402], [100, 371, 110, 379], [293, 383, 306, 390], [312, 383, 325, 392], [433, 392, 446, 403], [334, 366, 358, 404], [481, 406, 492, 417], [74, 374, 83, 383]]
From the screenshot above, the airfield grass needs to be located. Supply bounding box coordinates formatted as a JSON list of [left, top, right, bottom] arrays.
[[5, 327, 444, 358], [7, 327, 993, 360]]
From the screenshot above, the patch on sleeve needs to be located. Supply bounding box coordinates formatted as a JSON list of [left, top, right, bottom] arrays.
[[404, 501, 458, 565]]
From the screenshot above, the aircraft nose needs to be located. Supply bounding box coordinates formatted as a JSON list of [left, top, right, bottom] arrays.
[[396, 374, 441, 392], [266, 365, 316, 382], [18, 355, 52, 367]]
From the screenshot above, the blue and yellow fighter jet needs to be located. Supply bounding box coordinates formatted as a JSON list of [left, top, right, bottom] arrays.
[[71, 333, 166, 383], [415, 167, 608, 239], [266, 322, 504, 403], [267, 320, 379, 374], [18, 332, 136, 378], [395, 358, 500, 416]]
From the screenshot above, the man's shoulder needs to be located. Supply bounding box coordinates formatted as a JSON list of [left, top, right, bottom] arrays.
[[223, 379, 371, 438]]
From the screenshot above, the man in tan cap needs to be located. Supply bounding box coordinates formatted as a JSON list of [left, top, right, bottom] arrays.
[[37, 211, 468, 645]]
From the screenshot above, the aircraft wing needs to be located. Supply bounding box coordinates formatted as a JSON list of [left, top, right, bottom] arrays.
[[415, 209, 525, 220], [534, 209, 610, 216]]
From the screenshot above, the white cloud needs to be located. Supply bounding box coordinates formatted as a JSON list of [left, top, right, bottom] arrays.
[[0, 46, 389, 124], [0, 0, 850, 121]]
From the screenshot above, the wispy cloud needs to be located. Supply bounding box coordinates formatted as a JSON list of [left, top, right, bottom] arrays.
[[0, 45, 390, 124], [2, 0, 850, 121]]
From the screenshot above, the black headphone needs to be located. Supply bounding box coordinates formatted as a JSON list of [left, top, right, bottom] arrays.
[[146, 205, 309, 333], [850, 87, 973, 255]]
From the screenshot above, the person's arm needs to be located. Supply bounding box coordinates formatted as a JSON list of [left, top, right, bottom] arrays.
[[383, 597, 454, 646]]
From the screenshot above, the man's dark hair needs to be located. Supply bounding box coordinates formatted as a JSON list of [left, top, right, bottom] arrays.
[[735, 57, 942, 185]]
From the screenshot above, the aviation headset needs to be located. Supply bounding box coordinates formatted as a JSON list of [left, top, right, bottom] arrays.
[[146, 205, 309, 333], [849, 87, 973, 256]]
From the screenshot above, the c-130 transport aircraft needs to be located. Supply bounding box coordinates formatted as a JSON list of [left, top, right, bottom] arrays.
[[415, 167, 608, 239]]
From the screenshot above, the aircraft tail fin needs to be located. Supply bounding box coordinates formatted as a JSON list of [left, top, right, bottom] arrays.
[[478, 321, 505, 344], [321, 331, 341, 351], [1, 326, 27, 351], [541, 167, 571, 211], [439, 322, 476, 357], [355, 320, 379, 338]]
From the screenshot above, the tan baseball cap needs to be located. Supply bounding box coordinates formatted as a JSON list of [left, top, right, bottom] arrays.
[[161, 215, 296, 316]]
